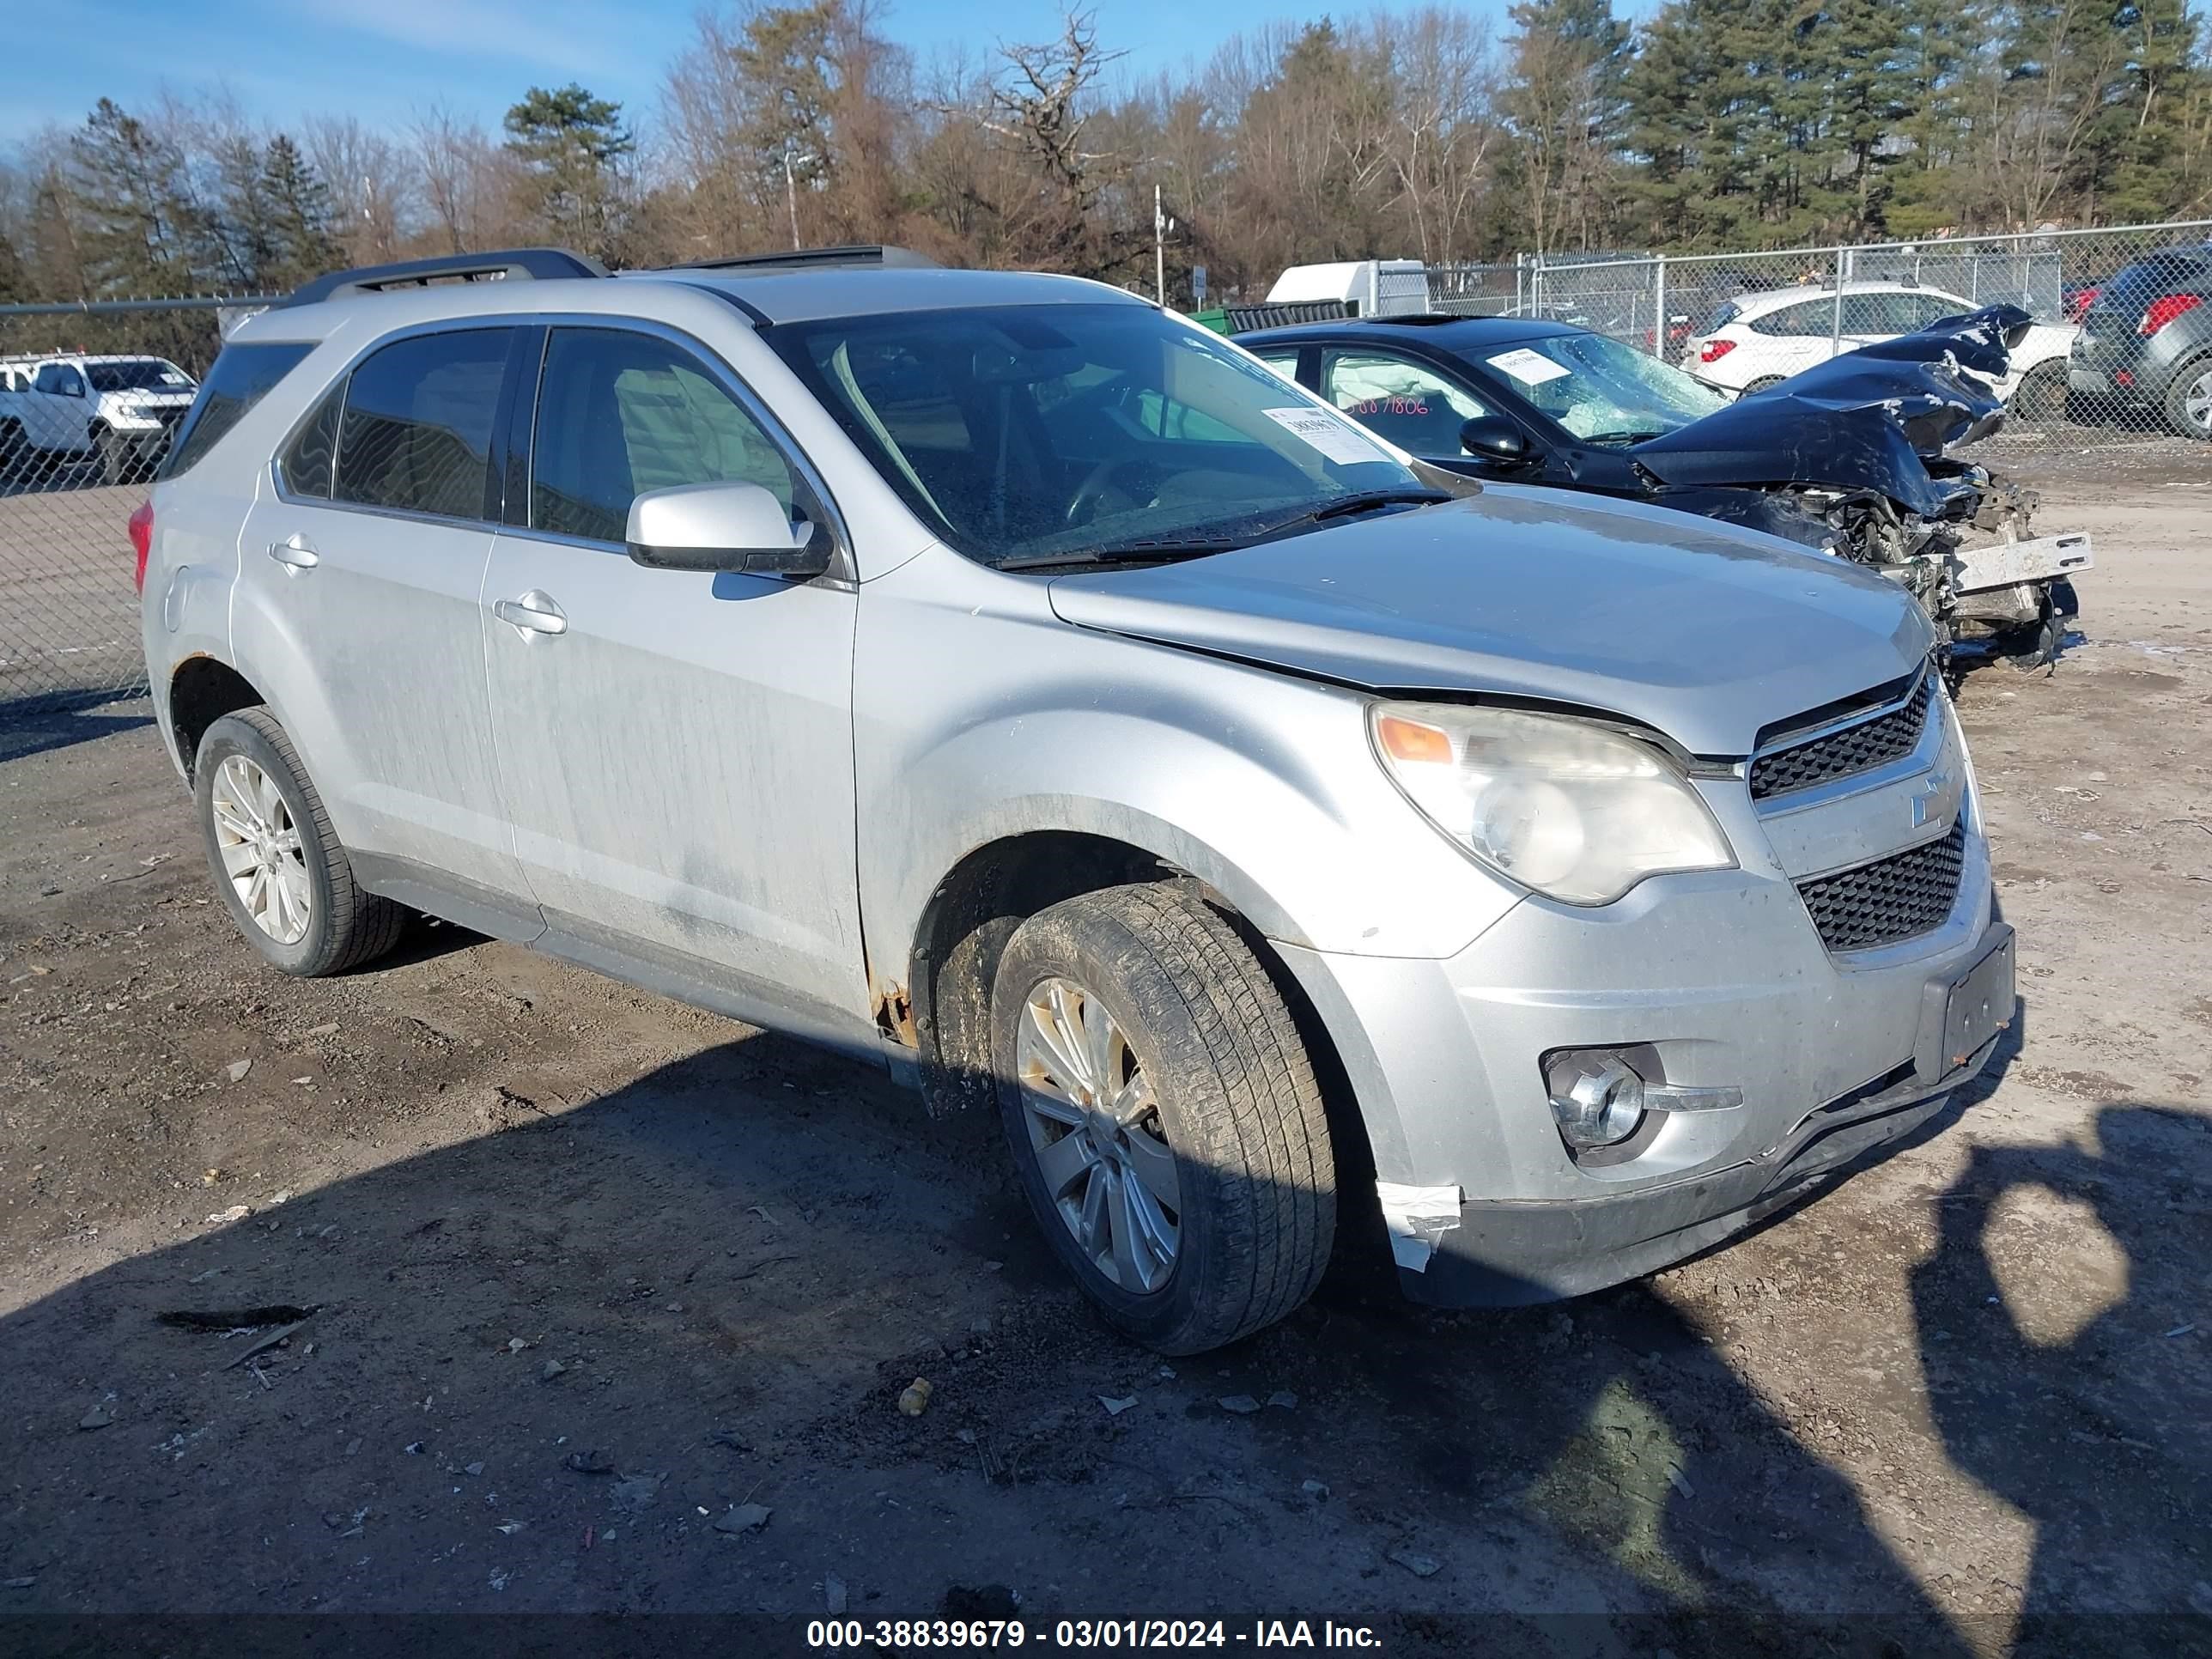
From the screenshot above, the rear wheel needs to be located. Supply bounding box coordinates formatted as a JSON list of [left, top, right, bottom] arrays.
[[991, 884, 1336, 1355], [1741, 375, 1785, 396], [2162, 358, 2212, 440], [193, 708, 407, 976]]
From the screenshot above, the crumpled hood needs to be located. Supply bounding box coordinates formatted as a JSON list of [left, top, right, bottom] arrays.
[[1046, 489, 1934, 757], [1632, 304, 2030, 514], [1632, 402, 1973, 519]]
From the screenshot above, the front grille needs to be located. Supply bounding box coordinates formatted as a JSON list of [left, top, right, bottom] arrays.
[[1796, 820, 1966, 952], [1751, 674, 1935, 801]]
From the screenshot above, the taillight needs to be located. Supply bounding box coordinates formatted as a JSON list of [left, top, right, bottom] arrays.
[[2141, 293, 2203, 336], [2068, 285, 2099, 320], [1700, 338, 1736, 363], [129, 498, 154, 592]]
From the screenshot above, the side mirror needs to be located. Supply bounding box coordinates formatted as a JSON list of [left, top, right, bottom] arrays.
[[1461, 416, 1540, 468], [625, 481, 833, 580]]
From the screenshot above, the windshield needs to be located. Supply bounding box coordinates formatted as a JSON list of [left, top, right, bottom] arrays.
[[1476, 332, 1729, 444], [768, 303, 1424, 566], [84, 359, 194, 393]]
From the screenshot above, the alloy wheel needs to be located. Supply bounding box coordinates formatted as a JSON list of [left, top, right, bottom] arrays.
[[2185, 368, 2212, 435], [1016, 976, 1182, 1294], [210, 755, 312, 945]]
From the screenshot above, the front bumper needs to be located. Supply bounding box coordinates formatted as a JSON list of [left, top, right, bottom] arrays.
[[1272, 733, 2006, 1307], [1403, 991, 2003, 1306]]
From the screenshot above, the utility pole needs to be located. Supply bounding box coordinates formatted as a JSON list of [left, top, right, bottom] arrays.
[[783, 147, 804, 251], [1154, 184, 1168, 308]]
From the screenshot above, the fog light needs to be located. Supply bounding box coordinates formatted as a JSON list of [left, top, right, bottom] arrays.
[[1547, 1052, 1647, 1149]]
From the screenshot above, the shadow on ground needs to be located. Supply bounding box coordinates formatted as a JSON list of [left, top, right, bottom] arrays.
[[0, 691, 153, 763], [1, 974, 2197, 1656]]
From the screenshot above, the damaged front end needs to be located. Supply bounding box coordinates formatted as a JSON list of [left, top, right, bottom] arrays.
[[1636, 305, 2092, 668]]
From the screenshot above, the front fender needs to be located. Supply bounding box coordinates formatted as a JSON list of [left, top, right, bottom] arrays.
[[852, 544, 1523, 988]]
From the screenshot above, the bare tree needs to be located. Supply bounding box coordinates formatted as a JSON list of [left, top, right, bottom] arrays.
[[301, 114, 410, 264]]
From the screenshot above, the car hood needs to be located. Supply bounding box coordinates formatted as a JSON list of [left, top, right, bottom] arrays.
[[1045, 489, 1933, 757]]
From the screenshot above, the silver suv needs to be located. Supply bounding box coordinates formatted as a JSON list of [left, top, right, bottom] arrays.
[[139, 246, 2015, 1354]]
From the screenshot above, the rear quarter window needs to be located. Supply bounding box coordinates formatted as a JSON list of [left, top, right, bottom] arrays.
[[158, 342, 316, 479]]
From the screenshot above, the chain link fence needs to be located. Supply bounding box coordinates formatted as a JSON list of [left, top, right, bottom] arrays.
[[0, 296, 274, 720], [1425, 219, 2212, 450], [6, 227, 2210, 722]]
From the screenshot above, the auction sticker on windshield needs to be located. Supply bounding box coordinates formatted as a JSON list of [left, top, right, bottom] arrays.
[[1261, 406, 1394, 465], [1486, 348, 1573, 386]]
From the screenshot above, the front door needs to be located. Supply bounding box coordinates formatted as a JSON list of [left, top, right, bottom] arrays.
[[481, 324, 866, 1028], [27, 362, 91, 452], [1318, 347, 1505, 469]]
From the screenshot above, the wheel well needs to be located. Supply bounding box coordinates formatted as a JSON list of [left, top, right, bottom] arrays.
[[905, 830, 1386, 1277], [910, 830, 1366, 1127], [169, 658, 265, 773]]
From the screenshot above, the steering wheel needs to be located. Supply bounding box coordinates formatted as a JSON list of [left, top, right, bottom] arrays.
[[1065, 457, 1153, 527]]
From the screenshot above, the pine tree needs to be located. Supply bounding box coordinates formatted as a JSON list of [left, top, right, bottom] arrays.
[[65, 99, 199, 295], [502, 84, 634, 258], [258, 135, 341, 286]]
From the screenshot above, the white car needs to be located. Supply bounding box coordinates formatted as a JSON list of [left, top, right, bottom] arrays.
[[0, 353, 199, 482], [1680, 283, 2075, 413]]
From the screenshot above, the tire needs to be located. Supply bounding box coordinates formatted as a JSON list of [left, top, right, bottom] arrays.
[[990, 883, 1335, 1355], [2008, 361, 2067, 422], [94, 425, 134, 484], [193, 708, 407, 977], [2161, 356, 2212, 441], [1741, 375, 1785, 396]]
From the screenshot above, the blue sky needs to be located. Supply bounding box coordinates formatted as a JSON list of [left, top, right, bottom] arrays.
[[4, 0, 1523, 146]]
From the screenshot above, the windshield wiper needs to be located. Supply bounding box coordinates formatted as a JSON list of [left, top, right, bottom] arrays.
[[994, 541, 1241, 574], [1247, 487, 1452, 540], [1587, 430, 1672, 446]]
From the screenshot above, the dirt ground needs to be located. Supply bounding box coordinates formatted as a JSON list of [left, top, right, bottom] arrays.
[[0, 446, 2207, 1656]]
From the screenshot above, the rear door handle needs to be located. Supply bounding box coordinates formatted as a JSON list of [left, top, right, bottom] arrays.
[[268, 534, 319, 569], [493, 591, 568, 635]]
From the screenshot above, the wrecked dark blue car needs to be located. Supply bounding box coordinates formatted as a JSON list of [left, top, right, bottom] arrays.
[[1242, 302, 2093, 665]]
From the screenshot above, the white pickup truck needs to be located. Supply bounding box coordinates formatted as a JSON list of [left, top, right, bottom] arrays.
[[0, 353, 199, 483]]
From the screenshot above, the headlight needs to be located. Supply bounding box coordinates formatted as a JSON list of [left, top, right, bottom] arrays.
[[1369, 702, 1735, 905]]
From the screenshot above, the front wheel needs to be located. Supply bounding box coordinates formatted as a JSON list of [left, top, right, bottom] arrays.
[[2008, 361, 2067, 422], [94, 426, 137, 484], [991, 884, 1336, 1354], [1741, 375, 1785, 396], [194, 708, 407, 976]]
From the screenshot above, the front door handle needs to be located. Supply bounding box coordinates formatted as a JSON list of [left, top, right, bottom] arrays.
[[268, 534, 319, 569], [493, 591, 568, 635]]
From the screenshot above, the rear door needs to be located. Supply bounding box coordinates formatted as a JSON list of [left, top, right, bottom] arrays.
[[480, 323, 866, 1027], [232, 324, 535, 919]]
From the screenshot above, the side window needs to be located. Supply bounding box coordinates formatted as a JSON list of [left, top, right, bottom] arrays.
[[332, 328, 510, 521], [159, 341, 314, 479], [35, 363, 82, 395], [1250, 349, 1304, 384], [1751, 301, 1821, 337], [530, 328, 799, 544], [1320, 349, 1488, 458], [1914, 294, 1965, 327], [279, 383, 343, 499]]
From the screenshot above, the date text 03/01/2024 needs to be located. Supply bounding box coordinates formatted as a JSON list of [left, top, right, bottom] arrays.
[[805, 1619, 1384, 1649]]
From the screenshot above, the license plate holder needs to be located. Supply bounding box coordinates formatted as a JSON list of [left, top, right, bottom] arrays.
[[1917, 924, 2015, 1081]]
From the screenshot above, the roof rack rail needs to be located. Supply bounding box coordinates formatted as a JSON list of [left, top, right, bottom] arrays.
[[283, 248, 607, 308], [662, 244, 939, 274]]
